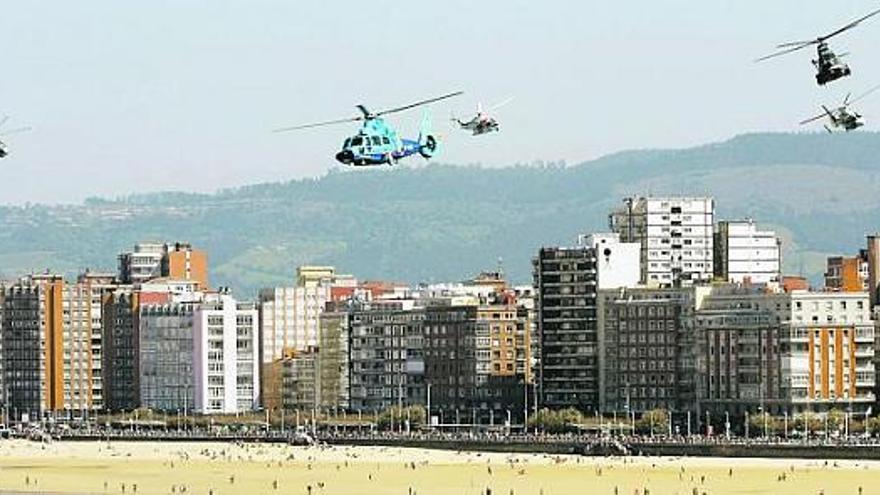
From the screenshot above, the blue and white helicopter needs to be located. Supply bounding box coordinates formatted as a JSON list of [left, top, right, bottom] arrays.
[[275, 91, 462, 166]]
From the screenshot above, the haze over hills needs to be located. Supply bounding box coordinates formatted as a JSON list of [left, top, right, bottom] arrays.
[[1, 131, 879, 296]]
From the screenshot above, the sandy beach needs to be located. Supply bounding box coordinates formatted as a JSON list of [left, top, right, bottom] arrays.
[[0, 439, 877, 494]]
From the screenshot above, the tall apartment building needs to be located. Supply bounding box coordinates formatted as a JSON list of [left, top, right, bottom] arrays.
[[695, 287, 876, 416], [118, 242, 208, 288], [139, 302, 197, 412], [825, 252, 869, 292], [259, 266, 356, 408], [423, 291, 532, 420], [140, 293, 259, 414], [715, 220, 781, 285], [694, 287, 787, 418], [533, 246, 599, 411], [64, 272, 116, 412], [0, 276, 63, 419], [192, 296, 259, 414], [0, 273, 115, 418], [102, 287, 140, 412], [597, 287, 696, 414], [259, 266, 355, 362], [348, 299, 425, 412], [316, 308, 350, 410], [610, 196, 715, 287]]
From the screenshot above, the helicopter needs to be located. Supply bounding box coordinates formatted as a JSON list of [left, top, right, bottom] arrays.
[[275, 91, 463, 166], [757, 7, 880, 86], [800, 85, 880, 132], [451, 97, 513, 136], [0, 116, 31, 159]]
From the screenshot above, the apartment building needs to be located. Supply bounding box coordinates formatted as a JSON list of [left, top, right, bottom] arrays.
[[715, 219, 781, 285], [610, 196, 715, 287], [139, 301, 197, 412], [192, 296, 259, 414], [533, 246, 599, 411], [825, 252, 869, 292], [0, 273, 115, 418], [422, 292, 531, 421], [598, 287, 696, 414], [695, 287, 876, 416], [348, 299, 425, 412], [118, 242, 207, 288]]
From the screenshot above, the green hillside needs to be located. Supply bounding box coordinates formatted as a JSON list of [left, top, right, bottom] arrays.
[[1, 132, 878, 296]]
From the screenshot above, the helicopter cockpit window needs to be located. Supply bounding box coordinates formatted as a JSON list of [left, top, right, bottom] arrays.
[[382, 137, 390, 145], [371, 136, 381, 146], [351, 137, 363, 146]]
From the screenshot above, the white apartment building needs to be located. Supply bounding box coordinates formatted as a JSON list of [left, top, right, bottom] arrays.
[[259, 285, 329, 362], [715, 219, 781, 285], [193, 295, 260, 414], [578, 233, 640, 289], [611, 197, 715, 287], [258, 266, 355, 363]]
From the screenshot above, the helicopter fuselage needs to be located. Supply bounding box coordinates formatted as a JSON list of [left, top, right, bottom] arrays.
[[0, 140, 7, 159], [335, 118, 436, 166], [813, 42, 851, 85], [457, 114, 499, 136]]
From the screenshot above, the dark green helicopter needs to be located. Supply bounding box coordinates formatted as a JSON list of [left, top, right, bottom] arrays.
[[757, 7, 880, 86]]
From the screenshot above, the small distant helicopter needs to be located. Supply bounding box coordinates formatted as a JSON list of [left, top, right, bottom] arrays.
[[0, 116, 31, 159], [451, 97, 513, 136], [757, 7, 880, 86], [275, 92, 462, 166], [800, 85, 880, 132]]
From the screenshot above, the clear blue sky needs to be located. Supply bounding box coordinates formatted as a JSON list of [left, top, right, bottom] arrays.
[[1, 0, 879, 204]]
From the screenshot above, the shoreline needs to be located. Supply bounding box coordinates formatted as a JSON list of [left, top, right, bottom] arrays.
[[17, 435, 880, 462]]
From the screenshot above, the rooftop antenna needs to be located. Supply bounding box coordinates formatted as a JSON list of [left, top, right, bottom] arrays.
[[496, 257, 504, 277]]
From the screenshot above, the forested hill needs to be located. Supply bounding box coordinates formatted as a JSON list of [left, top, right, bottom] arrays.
[[2, 132, 879, 296]]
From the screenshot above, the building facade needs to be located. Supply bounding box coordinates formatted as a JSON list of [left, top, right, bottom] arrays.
[[139, 302, 196, 412], [610, 196, 715, 287], [533, 246, 599, 411], [118, 242, 207, 288], [423, 292, 532, 422], [192, 296, 259, 414], [695, 287, 876, 417], [348, 300, 425, 412], [825, 253, 869, 292], [598, 287, 696, 414], [102, 287, 140, 411], [715, 219, 781, 285], [0, 273, 116, 418]]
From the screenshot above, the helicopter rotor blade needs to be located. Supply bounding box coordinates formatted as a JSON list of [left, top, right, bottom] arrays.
[[755, 42, 814, 62], [799, 113, 828, 125], [375, 91, 464, 117], [490, 97, 515, 111], [775, 39, 818, 48], [846, 83, 880, 106], [819, 7, 880, 41], [0, 116, 9, 129], [0, 126, 31, 136], [273, 116, 363, 133]]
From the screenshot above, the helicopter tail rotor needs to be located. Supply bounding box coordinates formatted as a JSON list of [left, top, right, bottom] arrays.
[[419, 135, 438, 159]]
